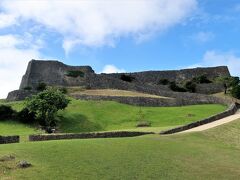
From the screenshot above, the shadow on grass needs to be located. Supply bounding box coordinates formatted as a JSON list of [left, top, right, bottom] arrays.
[[58, 114, 103, 133]]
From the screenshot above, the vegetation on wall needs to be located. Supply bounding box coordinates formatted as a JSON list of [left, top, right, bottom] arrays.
[[169, 82, 187, 92], [66, 70, 85, 78], [184, 81, 196, 93], [36, 82, 47, 91], [193, 75, 212, 84], [120, 74, 135, 82], [158, 79, 169, 85]]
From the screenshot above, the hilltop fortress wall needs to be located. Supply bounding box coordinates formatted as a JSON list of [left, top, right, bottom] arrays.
[[19, 60, 94, 89], [7, 60, 232, 106], [19, 60, 230, 90]]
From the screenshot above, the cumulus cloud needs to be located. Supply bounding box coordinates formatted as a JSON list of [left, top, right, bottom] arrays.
[[189, 50, 240, 76], [0, 0, 197, 53], [0, 34, 41, 98], [101, 65, 125, 74]]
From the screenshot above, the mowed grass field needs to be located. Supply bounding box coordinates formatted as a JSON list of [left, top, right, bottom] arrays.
[[0, 118, 240, 179], [0, 99, 227, 134]]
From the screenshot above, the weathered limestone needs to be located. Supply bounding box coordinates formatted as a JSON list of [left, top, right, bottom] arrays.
[[7, 60, 231, 104]]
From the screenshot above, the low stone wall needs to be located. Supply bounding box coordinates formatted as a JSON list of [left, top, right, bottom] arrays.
[[0, 135, 19, 144], [73, 93, 231, 107], [160, 103, 239, 134], [7, 90, 37, 101], [196, 83, 224, 94], [73, 95, 180, 107], [29, 131, 154, 141]]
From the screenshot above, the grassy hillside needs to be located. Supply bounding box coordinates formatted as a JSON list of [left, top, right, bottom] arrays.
[[0, 118, 240, 179], [58, 99, 227, 133], [0, 99, 227, 134]]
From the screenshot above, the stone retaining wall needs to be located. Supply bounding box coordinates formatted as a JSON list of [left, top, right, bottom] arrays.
[[7, 90, 37, 101], [160, 103, 239, 134], [73, 93, 231, 107], [0, 135, 19, 144], [29, 131, 154, 141]]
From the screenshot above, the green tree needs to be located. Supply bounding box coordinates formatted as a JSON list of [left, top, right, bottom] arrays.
[[26, 88, 70, 132], [215, 76, 240, 94], [185, 81, 196, 93], [231, 85, 240, 99]]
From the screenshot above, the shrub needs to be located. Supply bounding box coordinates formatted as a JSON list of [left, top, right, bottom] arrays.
[[59, 87, 68, 94], [36, 82, 47, 91], [120, 74, 135, 82], [23, 86, 32, 91], [169, 82, 187, 92], [193, 75, 212, 84], [66, 70, 84, 78], [136, 121, 151, 127], [26, 88, 70, 131], [158, 79, 169, 85], [0, 105, 15, 120], [231, 85, 240, 99], [185, 81, 196, 93], [16, 108, 36, 124]]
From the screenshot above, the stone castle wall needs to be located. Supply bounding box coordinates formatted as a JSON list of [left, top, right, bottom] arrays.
[[20, 60, 94, 89], [106, 66, 230, 84], [7, 60, 232, 104], [20, 60, 230, 90]]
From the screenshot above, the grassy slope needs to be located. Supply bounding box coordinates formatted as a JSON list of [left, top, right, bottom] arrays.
[[0, 99, 227, 134], [0, 119, 240, 179], [58, 99, 227, 133], [69, 88, 169, 98]]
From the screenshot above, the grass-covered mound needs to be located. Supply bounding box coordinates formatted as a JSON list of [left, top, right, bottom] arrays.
[[0, 118, 240, 179], [58, 99, 227, 133], [0, 99, 227, 134]]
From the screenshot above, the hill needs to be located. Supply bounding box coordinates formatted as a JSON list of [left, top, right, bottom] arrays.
[[0, 117, 240, 179]]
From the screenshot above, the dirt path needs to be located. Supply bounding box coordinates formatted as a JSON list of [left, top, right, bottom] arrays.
[[179, 110, 240, 133]]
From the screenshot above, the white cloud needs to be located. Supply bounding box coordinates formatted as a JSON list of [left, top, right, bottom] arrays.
[[191, 31, 215, 43], [189, 50, 240, 76], [0, 34, 41, 98], [0, 13, 16, 28], [101, 65, 125, 74], [0, 0, 197, 53]]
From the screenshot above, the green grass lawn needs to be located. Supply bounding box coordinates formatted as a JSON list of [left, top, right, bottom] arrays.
[[0, 118, 240, 179], [58, 99, 227, 133], [0, 99, 227, 134]]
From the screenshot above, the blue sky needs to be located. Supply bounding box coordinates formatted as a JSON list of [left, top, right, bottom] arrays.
[[0, 0, 240, 98]]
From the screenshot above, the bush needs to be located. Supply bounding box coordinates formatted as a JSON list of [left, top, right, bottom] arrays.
[[0, 105, 16, 120], [59, 87, 68, 94], [136, 121, 151, 127], [193, 75, 212, 84], [36, 82, 47, 91], [26, 88, 70, 131], [23, 86, 32, 91], [231, 85, 240, 99], [16, 108, 36, 124], [158, 79, 169, 85], [120, 74, 135, 82], [66, 70, 84, 78], [169, 82, 187, 92], [185, 81, 196, 93]]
